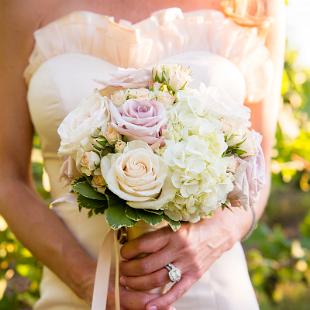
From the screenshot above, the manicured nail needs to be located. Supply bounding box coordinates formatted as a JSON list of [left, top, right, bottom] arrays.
[[119, 276, 126, 285], [148, 306, 158, 310]]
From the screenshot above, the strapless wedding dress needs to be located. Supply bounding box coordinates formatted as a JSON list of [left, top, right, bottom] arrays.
[[25, 8, 273, 310]]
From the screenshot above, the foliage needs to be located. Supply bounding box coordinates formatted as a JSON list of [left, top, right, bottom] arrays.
[[0, 50, 310, 309], [73, 178, 181, 230]]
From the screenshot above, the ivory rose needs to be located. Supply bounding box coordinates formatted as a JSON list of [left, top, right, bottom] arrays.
[[77, 151, 100, 176], [109, 99, 167, 146], [101, 141, 175, 210], [104, 125, 121, 144], [91, 175, 106, 194], [114, 140, 126, 153], [58, 92, 110, 156]]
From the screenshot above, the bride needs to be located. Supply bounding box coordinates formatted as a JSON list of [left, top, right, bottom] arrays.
[[0, 0, 285, 309]]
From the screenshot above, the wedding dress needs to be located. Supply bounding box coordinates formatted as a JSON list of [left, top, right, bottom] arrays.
[[25, 8, 273, 310]]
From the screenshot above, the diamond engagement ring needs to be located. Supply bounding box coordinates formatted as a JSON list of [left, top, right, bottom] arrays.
[[165, 263, 182, 283]]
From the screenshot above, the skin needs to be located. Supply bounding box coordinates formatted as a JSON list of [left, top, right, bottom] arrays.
[[0, 0, 285, 309]]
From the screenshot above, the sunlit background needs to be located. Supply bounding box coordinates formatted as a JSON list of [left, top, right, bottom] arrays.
[[287, 0, 310, 66], [1, 1, 310, 309]]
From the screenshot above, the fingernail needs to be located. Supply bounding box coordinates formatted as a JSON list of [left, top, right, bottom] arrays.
[[148, 306, 158, 310], [119, 276, 126, 286]]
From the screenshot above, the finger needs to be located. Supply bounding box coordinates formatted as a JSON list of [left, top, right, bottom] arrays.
[[121, 227, 171, 259], [119, 285, 159, 309], [121, 268, 170, 291], [120, 246, 176, 276], [146, 275, 194, 310]]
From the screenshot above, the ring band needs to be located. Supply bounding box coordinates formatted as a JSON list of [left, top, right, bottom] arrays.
[[165, 263, 182, 283]]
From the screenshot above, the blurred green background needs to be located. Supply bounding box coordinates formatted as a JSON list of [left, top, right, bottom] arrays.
[[1, 38, 310, 310]]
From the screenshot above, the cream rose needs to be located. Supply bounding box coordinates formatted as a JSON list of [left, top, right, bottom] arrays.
[[77, 151, 100, 176], [104, 125, 121, 144], [101, 141, 175, 209], [58, 92, 110, 156], [114, 140, 127, 153], [91, 175, 106, 194]]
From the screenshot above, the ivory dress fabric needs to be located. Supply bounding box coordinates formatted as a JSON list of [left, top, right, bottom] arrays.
[[25, 8, 273, 309]]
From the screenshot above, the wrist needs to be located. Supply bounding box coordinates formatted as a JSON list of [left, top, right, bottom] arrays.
[[67, 252, 96, 303], [213, 206, 254, 244]]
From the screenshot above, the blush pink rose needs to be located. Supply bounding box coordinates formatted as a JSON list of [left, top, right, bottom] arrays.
[[109, 99, 167, 146], [97, 68, 151, 89], [228, 133, 266, 209]]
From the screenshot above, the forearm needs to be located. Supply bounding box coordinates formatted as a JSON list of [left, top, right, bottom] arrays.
[[0, 178, 96, 300]]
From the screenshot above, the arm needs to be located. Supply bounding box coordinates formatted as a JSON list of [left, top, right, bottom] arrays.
[[0, 2, 96, 302], [249, 0, 286, 220]]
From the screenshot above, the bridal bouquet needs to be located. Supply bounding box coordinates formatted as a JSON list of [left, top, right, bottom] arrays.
[[57, 64, 265, 231]]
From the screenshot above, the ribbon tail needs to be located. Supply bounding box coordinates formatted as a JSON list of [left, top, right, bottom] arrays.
[[114, 231, 121, 310], [91, 230, 113, 310], [50, 194, 77, 208]]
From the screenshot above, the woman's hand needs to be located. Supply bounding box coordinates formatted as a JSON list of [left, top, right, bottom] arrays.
[[106, 282, 168, 310], [120, 207, 252, 310]]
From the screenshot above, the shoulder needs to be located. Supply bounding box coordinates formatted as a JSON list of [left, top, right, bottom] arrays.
[[0, 0, 65, 32], [0, 0, 68, 64]]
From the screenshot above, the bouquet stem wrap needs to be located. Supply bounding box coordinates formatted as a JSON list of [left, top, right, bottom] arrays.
[[91, 230, 119, 310], [92, 222, 166, 310]]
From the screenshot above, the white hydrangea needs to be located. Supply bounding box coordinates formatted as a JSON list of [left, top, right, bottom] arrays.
[[162, 136, 234, 222], [176, 84, 251, 133], [159, 81, 249, 222], [165, 90, 223, 142]]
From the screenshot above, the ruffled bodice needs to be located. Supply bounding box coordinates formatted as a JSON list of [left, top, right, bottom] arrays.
[[25, 8, 273, 102]]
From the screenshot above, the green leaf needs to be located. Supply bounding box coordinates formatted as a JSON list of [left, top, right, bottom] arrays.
[[77, 194, 107, 211], [143, 209, 164, 215], [72, 181, 107, 200], [105, 203, 136, 230], [125, 207, 141, 221], [105, 194, 135, 229], [125, 208, 164, 226], [92, 144, 104, 152], [72, 176, 87, 185], [235, 149, 247, 156], [164, 215, 181, 231]]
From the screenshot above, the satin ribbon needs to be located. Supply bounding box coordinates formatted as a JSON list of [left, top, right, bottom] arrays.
[[91, 230, 121, 310]]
